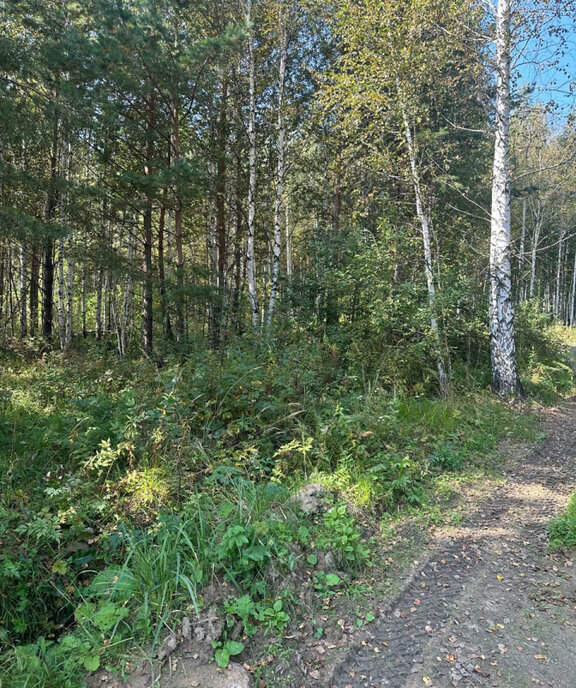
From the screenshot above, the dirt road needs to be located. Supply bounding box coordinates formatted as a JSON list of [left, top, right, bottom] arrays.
[[331, 403, 576, 688]]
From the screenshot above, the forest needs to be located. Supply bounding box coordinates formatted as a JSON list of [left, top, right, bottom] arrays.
[[1, 0, 576, 686]]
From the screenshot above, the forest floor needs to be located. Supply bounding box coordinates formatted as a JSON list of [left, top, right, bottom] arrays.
[[3, 344, 576, 688], [319, 401, 576, 688], [115, 401, 576, 688]]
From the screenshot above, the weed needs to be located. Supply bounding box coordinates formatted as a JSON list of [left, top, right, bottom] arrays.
[[549, 492, 576, 550]]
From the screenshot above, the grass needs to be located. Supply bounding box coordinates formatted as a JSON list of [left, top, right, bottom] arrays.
[[549, 492, 576, 550], [0, 321, 574, 686]]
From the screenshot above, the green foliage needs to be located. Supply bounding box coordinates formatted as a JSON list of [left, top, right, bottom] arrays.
[[312, 571, 342, 597], [428, 439, 466, 471], [316, 504, 370, 567], [549, 493, 576, 550], [514, 306, 576, 402], [0, 324, 568, 684], [213, 640, 245, 669]]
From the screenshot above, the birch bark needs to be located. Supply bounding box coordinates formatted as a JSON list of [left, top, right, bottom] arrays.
[[570, 252, 576, 327], [19, 244, 27, 337], [58, 238, 66, 349], [529, 203, 542, 299], [399, 100, 449, 397], [267, 6, 287, 327], [489, 0, 523, 396], [246, 0, 259, 328]]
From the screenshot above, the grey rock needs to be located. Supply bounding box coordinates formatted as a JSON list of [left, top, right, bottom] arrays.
[[291, 483, 328, 514]]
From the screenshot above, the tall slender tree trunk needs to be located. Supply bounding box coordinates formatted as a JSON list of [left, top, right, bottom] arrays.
[[554, 227, 565, 319], [7, 245, 14, 336], [0, 147, 4, 331], [142, 96, 155, 353], [42, 121, 59, 341], [29, 245, 39, 336], [118, 233, 134, 356], [171, 97, 185, 341], [489, 0, 523, 397], [267, 12, 287, 327], [246, 0, 259, 328], [231, 166, 243, 331], [0, 246, 4, 332], [104, 270, 111, 333], [158, 189, 173, 339], [64, 141, 74, 348], [399, 98, 449, 396], [285, 199, 292, 277], [570, 252, 576, 327], [210, 77, 229, 347], [96, 267, 104, 340], [324, 179, 341, 327], [81, 269, 87, 337], [19, 244, 27, 337], [518, 197, 527, 302], [529, 209, 542, 299], [66, 243, 74, 346], [42, 239, 55, 340], [58, 238, 66, 349]]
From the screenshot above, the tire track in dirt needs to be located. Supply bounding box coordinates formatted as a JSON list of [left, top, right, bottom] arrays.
[[331, 403, 576, 688]]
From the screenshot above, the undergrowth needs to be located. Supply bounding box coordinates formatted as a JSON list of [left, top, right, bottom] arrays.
[[0, 320, 574, 686]]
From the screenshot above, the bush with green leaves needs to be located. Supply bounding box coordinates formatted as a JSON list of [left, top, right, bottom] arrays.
[[316, 503, 371, 567]]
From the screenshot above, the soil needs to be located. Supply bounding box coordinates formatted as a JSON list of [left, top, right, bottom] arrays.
[[323, 402, 576, 688]]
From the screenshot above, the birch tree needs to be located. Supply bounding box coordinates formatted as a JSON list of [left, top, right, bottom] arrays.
[[488, 0, 524, 396], [321, 0, 484, 395], [266, 0, 288, 327], [246, 0, 260, 328], [489, 0, 575, 394]]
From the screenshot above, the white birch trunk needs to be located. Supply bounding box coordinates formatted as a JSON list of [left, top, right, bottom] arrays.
[[267, 10, 287, 328], [96, 267, 103, 340], [81, 270, 86, 337], [103, 270, 110, 334], [19, 244, 27, 337], [519, 198, 526, 266], [57, 237, 66, 350], [554, 227, 565, 319], [570, 252, 576, 327], [518, 198, 526, 302], [118, 235, 134, 356], [399, 99, 449, 396], [529, 210, 542, 299], [66, 245, 74, 347], [285, 199, 292, 277], [489, 0, 523, 396], [246, 0, 259, 328]]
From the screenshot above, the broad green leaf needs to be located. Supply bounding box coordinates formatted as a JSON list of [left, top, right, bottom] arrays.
[[83, 655, 100, 672], [224, 640, 245, 656], [215, 647, 230, 668]]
